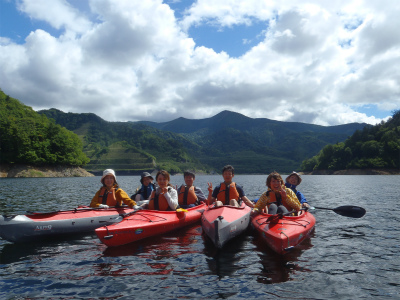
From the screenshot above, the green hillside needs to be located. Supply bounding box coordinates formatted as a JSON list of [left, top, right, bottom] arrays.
[[39, 109, 206, 174], [301, 110, 400, 171], [0, 90, 89, 167], [41, 108, 367, 174]]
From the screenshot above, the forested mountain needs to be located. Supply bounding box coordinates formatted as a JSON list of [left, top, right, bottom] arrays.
[[40, 108, 367, 174], [39, 109, 205, 174], [0, 90, 89, 166], [301, 110, 400, 172]]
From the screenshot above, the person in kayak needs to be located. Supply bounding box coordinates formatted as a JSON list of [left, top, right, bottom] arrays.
[[177, 171, 209, 208], [130, 172, 156, 206], [90, 169, 137, 209], [207, 165, 254, 208], [252, 171, 301, 215], [145, 170, 178, 211], [285, 171, 310, 208]]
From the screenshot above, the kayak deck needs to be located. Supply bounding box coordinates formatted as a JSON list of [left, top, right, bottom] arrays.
[[0, 207, 133, 243], [201, 203, 251, 248], [252, 211, 316, 254], [96, 203, 207, 247]]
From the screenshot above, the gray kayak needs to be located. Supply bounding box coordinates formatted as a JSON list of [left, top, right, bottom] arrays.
[[0, 206, 133, 243], [201, 203, 251, 248]]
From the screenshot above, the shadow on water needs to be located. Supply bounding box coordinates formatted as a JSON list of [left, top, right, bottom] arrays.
[[0, 233, 96, 264], [251, 230, 314, 284]]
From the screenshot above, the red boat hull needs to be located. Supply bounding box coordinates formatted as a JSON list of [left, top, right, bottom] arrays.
[[96, 203, 207, 247], [252, 211, 316, 255]]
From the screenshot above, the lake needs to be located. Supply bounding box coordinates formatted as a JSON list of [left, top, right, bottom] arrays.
[[0, 175, 399, 299]]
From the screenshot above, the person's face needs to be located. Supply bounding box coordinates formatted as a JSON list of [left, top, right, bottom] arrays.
[[103, 175, 115, 188], [288, 175, 299, 185], [184, 175, 195, 187], [142, 177, 152, 186], [270, 177, 282, 191], [157, 174, 168, 188], [222, 170, 234, 183]]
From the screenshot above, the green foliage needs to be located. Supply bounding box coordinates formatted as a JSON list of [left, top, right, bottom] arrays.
[[301, 110, 400, 171], [0, 91, 89, 166]]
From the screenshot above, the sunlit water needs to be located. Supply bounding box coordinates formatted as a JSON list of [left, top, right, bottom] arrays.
[[0, 175, 399, 299]]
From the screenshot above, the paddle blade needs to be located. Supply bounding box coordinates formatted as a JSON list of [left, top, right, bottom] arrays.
[[333, 205, 366, 218]]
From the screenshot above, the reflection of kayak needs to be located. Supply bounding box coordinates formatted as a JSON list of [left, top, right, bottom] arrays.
[[0, 206, 134, 243], [95, 202, 207, 247], [201, 202, 251, 248], [252, 211, 316, 255]]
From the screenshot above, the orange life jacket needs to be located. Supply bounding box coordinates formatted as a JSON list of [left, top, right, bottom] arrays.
[[98, 187, 119, 207], [178, 185, 198, 206], [216, 182, 240, 205], [268, 188, 289, 210], [148, 188, 172, 211]]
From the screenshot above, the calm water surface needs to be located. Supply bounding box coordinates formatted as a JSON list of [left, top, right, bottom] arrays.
[[0, 175, 399, 299]]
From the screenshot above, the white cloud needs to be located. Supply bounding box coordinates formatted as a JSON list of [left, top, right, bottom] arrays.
[[1, 0, 399, 125]]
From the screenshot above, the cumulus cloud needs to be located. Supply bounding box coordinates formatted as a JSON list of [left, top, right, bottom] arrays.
[[1, 0, 399, 125]]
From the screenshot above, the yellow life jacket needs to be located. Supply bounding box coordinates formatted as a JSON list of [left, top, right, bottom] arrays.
[[216, 182, 240, 205], [148, 189, 172, 211], [98, 187, 119, 207], [178, 185, 198, 206]]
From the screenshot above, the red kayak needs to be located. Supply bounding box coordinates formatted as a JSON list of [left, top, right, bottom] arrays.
[[96, 202, 207, 247], [201, 202, 251, 248], [251, 210, 316, 255]]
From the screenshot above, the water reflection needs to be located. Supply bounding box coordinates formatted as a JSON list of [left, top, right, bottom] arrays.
[[251, 231, 314, 284]]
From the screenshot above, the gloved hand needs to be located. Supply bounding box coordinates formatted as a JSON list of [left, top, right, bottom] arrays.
[[98, 204, 109, 209]]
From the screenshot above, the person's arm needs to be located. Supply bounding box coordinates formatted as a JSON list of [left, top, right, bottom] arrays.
[[206, 182, 215, 205], [284, 188, 301, 211], [164, 187, 178, 210], [252, 192, 268, 213], [236, 185, 254, 208], [117, 189, 137, 208], [194, 187, 207, 202], [90, 190, 101, 208]]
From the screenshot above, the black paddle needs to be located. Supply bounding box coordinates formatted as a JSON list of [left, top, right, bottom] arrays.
[[310, 205, 366, 218]]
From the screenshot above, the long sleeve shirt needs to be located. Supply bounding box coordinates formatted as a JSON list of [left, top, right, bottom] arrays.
[[285, 182, 308, 204]]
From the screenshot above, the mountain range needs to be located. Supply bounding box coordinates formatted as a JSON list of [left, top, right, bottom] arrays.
[[39, 109, 367, 174]]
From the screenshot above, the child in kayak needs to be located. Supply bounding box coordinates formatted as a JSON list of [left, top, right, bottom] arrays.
[[177, 171, 209, 208], [90, 169, 137, 209], [285, 171, 310, 208], [131, 172, 156, 206], [252, 171, 301, 215], [145, 170, 178, 211], [207, 165, 254, 208]]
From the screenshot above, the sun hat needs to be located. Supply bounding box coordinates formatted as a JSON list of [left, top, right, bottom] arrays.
[[101, 169, 116, 184], [140, 172, 154, 184], [286, 171, 302, 185]]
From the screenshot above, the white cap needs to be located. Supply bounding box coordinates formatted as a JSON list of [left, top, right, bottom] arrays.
[[101, 169, 116, 183]]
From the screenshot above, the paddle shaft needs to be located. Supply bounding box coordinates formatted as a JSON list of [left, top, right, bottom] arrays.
[[311, 205, 366, 218]]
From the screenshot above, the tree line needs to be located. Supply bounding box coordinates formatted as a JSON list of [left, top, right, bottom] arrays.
[[0, 90, 89, 166], [301, 110, 400, 171]]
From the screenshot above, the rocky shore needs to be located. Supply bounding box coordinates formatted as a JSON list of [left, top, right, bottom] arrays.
[[0, 164, 94, 178]]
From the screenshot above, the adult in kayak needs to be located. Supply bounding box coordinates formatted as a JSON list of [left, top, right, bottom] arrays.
[[177, 171, 209, 208], [285, 171, 310, 208], [90, 169, 137, 209], [252, 171, 301, 215], [131, 172, 156, 206], [146, 170, 178, 211], [207, 165, 254, 208]]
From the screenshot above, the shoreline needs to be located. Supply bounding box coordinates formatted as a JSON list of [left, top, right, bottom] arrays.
[[0, 164, 94, 178], [305, 168, 400, 175]]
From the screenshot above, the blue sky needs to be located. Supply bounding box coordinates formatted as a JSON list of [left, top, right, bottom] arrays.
[[1, 0, 399, 125]]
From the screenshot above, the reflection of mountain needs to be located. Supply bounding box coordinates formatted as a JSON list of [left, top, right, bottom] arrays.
[[251, 231, 314, 284]]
